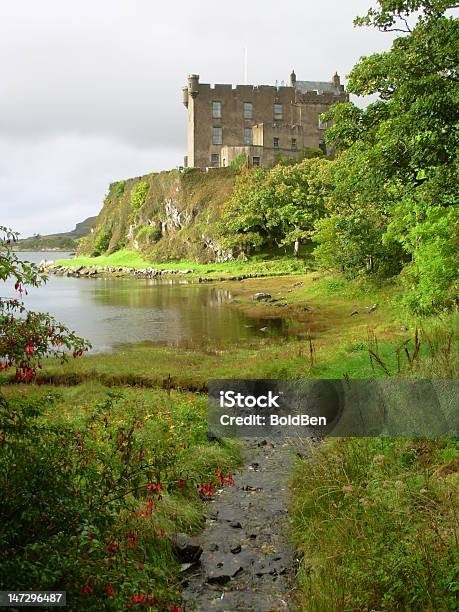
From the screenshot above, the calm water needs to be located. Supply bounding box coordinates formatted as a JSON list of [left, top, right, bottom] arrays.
[[5, 252, 289, 351]]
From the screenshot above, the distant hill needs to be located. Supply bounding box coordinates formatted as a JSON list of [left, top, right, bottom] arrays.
[[16, 216, 97, 251]]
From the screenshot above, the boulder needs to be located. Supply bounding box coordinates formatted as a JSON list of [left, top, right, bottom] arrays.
[[171, 533, 202, 563], [252, 293, 271, 301]]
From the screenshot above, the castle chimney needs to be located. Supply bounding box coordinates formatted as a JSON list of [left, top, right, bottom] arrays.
[[290, 69, 297, 87], [188, 74, 200, 98], [332, 72, 341, 87]]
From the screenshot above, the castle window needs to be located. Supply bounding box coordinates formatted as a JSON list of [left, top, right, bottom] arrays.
[[274, 104, 283, 120], [212, 127, 222, 145], [292, 138, 297, 150], [243, 102, 253, 119], [252, 156, 260, 167], [273, 137, 279, 148], [244, 127, 253, 145], [211, 153, 220, 167], [212, 101, 221, 119]]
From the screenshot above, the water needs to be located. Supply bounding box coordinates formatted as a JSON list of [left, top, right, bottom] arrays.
[[4, 252, 289, 351]]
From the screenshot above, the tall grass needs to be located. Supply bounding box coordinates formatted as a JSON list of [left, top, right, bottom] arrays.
[[291, 437, 459, 611]]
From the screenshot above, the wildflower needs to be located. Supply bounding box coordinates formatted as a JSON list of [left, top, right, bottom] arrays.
[[225, 474, 234, 486], [147, 480, 162, 494], [81, 583, 93, 594], [197, 482, 214, 498], [25, 343, 34, 355], [104, 584, 114, 597], [178, 479, 185, 488], [131, 594, 148, 604], [215, 469, 224, 485], [106, 540, 119, 554]]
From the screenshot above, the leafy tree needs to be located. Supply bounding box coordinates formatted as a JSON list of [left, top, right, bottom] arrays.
[[265, 159, 331, 256], [220, 159, 331, 256], [0, 227, 90, 381], [317, 0, 458, 312]]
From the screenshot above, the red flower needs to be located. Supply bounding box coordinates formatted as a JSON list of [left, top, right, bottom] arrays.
[[25, 343, 34, 355], [139, 498, 155, 517], [225, 474, 234, 486], [147, 480, 162, 493], [104, 584, 114, 597], [215, 469, 224, 485], [37, 378, 44, 386], [178, 479, 185, 489], [106, 540, 119, 554], [131, 594, 147, 604], [81, 583, 93, 594], [197, 482, 215, 498]]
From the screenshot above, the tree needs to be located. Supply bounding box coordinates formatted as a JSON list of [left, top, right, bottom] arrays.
[[265, 159, 331, 256], [317, 0, 458, 311], [0, 227, 90, 382], [220, 159, 331, 256]]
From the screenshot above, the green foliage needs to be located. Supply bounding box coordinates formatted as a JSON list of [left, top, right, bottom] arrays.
[[229, 153, 248, 171], [292, 436, 459, 611], [220, 158, 331, 256], [112, 180, 126, 197], [135, 225, 162, 246], [92, 229, 112, 257], [0, 227, 90, 382], [130, 180, 149, 213], [0, 390, 238, 608], [315, 1, 458, 313]]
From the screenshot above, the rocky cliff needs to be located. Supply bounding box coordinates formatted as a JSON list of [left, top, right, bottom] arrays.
[[78, 168, 237, 262]]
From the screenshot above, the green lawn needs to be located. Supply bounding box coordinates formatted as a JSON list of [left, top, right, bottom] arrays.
[[56, 248, 308, 277]]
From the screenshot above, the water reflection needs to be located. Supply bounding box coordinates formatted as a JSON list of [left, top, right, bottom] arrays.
[[4, 252, 290, 352]]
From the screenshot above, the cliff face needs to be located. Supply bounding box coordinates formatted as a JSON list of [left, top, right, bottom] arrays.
[[78, 168, 237, 262]]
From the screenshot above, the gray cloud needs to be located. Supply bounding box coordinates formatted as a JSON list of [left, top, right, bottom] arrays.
[[0, 0, 395, 236]]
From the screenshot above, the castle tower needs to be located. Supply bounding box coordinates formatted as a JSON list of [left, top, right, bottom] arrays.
[[332, 72, 341, 88]]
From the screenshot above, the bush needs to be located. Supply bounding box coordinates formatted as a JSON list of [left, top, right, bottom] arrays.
[[0, 391, 237, 609], [135, 225, 162, 247], [92, 229, 112, 256], [112, 181, 126, 198], [130, 181, 149, 213]]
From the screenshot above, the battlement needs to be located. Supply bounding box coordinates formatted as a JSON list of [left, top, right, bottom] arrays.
[[184, 71, 347, 168]]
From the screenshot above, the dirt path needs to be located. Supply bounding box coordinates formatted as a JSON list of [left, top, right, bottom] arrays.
[[182, 439, 297, 611]]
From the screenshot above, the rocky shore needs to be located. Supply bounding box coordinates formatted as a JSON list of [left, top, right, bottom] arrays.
[[39, 261, 273, 283], [39, 261, 194, 279]]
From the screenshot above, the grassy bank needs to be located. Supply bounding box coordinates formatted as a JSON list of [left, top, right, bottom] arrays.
[[291, 437, 459, 611], [56, 248, 308, 279]]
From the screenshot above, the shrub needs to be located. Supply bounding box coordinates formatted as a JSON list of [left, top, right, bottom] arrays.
[[92, 229, 112, 256], [0, 390, 237, 609], [135, 225, 162, 246], [112, 180, 126, 198], [130, 181, 149, 213], [229, 154, 247, 171]]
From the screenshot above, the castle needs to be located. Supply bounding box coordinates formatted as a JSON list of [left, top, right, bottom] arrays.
[[182, 70, 348, 169]]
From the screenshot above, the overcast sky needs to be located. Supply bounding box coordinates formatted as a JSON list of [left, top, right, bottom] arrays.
[[0, 0, 396, 237]]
